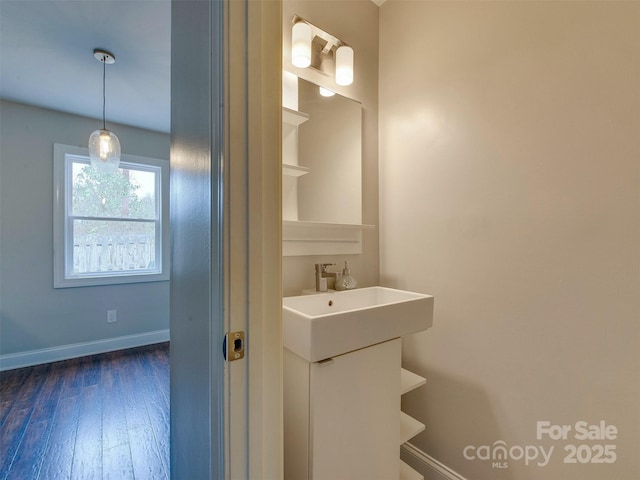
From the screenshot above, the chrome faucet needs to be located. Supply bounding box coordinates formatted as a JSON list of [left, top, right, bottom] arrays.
[[314, 263, 336, 292]]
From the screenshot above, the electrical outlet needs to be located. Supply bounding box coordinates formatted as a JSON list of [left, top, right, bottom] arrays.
[[107, 309, 117, 323]]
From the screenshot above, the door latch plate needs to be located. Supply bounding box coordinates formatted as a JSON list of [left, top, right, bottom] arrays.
[[224, 331, 245, 361]]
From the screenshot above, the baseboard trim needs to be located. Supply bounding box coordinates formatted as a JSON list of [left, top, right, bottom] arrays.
[[401, 442, 468, 480], [0, 329, 170, 371]]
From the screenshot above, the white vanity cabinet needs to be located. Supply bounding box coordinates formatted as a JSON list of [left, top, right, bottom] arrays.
[[284, 338, 401, 480], [282, 287, 434, 479]]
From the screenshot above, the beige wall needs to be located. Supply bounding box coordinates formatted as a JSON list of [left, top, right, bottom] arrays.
[[379, 1, 640, 479], [282, 0, 380, 296]]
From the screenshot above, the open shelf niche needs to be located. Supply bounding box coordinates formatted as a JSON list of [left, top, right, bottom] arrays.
[[399, 367, 427, 480]]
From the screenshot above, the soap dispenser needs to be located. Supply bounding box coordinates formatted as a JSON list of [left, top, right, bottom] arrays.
[[335, 261, 357, 290]]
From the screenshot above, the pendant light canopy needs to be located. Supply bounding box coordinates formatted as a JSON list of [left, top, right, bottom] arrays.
[[89, 49, 121, 173]]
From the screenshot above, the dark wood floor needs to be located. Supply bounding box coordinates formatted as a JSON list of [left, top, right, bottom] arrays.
[[0, 342, 169, 480]]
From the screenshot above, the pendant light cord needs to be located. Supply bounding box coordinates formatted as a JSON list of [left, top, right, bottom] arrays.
[[102, 57, 106, 130]]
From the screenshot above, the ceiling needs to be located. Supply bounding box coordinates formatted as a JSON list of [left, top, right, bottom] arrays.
[[0, 0, 171, 133]]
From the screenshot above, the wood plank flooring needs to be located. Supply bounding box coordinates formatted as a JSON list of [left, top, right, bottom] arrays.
[[0, 342, 170, 480]]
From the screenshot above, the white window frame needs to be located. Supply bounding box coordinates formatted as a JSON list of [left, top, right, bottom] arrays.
[[53, 143, 170, 288]]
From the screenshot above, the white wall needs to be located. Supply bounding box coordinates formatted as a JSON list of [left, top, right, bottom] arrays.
[[282, 0, 380, 296], [0, 100, 170, 360], [379, 1, 639, 479]]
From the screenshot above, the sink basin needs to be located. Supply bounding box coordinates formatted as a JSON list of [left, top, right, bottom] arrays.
[[283, 286, 434, 362]]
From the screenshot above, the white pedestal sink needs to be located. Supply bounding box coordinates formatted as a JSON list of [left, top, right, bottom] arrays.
[[283, 286, 434, 362], [283, 286, 434, 480]]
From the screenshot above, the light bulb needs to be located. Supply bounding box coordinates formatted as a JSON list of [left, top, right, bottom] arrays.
[[89, 128, 121, 173], [335, 46, 354, 86], [292, 22, 312, 68], [319, 87, 335, 97], [100, 134, 111, 159]]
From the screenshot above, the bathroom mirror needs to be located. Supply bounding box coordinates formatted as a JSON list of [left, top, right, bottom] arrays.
[[283, 77, 362, 225]]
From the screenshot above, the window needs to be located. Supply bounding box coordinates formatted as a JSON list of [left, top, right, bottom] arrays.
[[54, 144, 169, 287]]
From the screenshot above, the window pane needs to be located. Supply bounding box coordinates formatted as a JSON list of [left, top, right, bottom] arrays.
[[71, 219, 158, 275], [71, 160, 157, 220]]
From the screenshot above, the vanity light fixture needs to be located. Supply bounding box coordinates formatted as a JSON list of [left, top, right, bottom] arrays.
[[88, 48, 121, 173], [335, 46, 354, 86], [291, 15, 354, 87], [291, 21, 312, 68]]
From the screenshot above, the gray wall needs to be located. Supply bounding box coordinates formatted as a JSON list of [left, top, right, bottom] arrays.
[[0, 100, 169, 356], [379, 2, 640, 479]]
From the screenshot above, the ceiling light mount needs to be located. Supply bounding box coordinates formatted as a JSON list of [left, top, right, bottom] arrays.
[[93, 48, 115, 65]]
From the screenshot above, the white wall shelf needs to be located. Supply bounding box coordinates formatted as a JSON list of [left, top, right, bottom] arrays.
[[400, 411, 425, 445], [282, 221, 375, 256], [400, 366, 427, 479], [282, 106, 310, 126], [282, 163, 310, 177], [401, 368, 427, 395]]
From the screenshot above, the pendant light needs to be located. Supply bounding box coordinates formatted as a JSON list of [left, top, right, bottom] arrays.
[[88, 49, 121, 173]]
